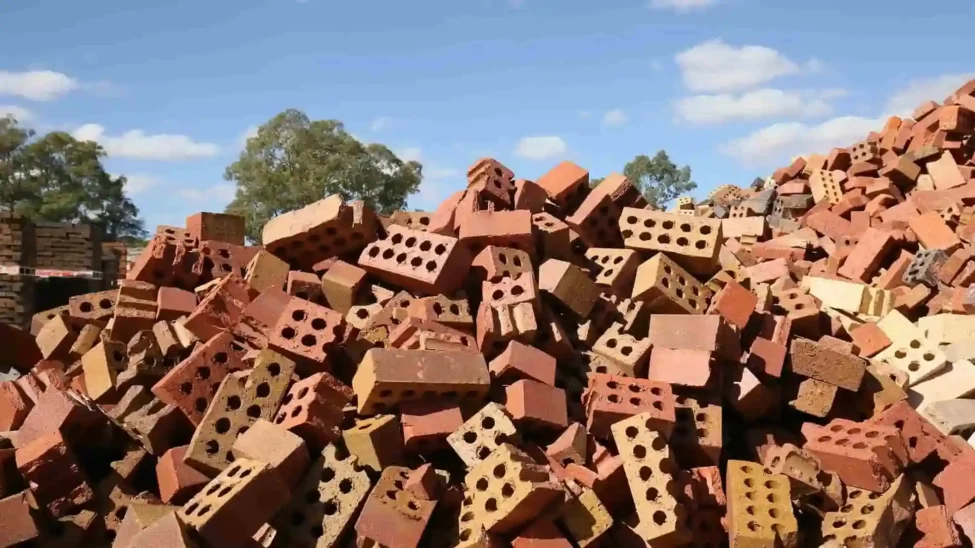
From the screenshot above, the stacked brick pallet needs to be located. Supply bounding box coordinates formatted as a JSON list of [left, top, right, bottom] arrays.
[[0, 213, 33, 327], [33, 221, 100, 271], [4, 80, 975, 547]]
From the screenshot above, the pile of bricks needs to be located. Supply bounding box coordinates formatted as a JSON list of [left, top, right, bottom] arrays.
[[4, 81, 975, 548], [33, 222, 101, 272], [0, 213, 33, 327]]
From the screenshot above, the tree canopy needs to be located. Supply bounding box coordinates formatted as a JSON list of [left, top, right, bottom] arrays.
[[224, 109, 423, 243], [0, 116, 145, 242], [591, 150, 697, 209]]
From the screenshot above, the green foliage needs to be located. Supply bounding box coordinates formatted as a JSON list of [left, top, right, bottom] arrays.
[[0, 116, 146, 241], [622, 150, 696, 208], [224, 109, 422, 243]]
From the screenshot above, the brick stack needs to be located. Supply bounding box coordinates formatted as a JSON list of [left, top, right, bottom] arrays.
[[0, 213, 33, 327], [33, 221, 100, 271], [5, 82, 975, 547]]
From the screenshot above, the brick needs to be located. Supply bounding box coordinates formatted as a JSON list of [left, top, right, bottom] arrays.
[[536, 161, 589, 211], [821, 473, 913, 546], [934, 450, 975, 515], [447, 402, 518, 467], [184, 349, 295, 476], [631, 253, 711, 314], [916, 505, 963, 548], [582, 374, 675, 439], [647, 347, 711, 387], [243, 249, 290, 293], [262, 195, 378, 270], [910, 210, 962, 253], [488, 340, 556, 386], [538, 259, 600, 318], [16, 388, 102, 448], [726, 460, 798, 547], [343, 414, 403, 472], [789, 337, 866, 391], [183, 274, 251, 343], [801, 419, 907, 492], [268, 297, 345, 372], [708, 279, 756, 328], [359, 224, 472, 295], [619, 209, 721, 274], [156, 445, 209, 505], [186, 212, 245, 245], [273, 371, 351, 452], [505, 379, 567, 430], [838, 227, 896, 282], [611, 413, 691, 545], [648, 314, 740, 361], [355, 465, 437, 547], [400, 400, 463, 453], [125, 510, 198, 548], [545, 423, 587, 468], [0, 491, 40, 546], [178, 458, 289, 546], [351, 348, 489, 414], [15, 432, 93, 517], [232, 419, 309, 488], [404, 463, 444, 500], [0, 381, 30, 431]]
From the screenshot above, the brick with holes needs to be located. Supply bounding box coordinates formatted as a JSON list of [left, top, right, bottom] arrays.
[[801, 419, 907, 492], [232, 419, 309, 488], [761, 443, 842, 512], [462, 443, 563, 535], [585, 247, 640, 295], [619, 208, 722, 274], [582, 374, 675, 439], [268, 297, 345, 372], [68, 289, 116, 323], [178, 458, 290, 546], [467, 158, 515, 208], [355, 465, 438, 547], [531, 212, 573, 261], [389, 210, 436, 232], [565, 191, 624, 248], [152, 332, 248, 426], [611, 412, 691, 546], [262, 195, 379, 270], [632, 253, 711, 314], [352, 348, 490, 414], [820, 473, 913, 547], [871, 400, 957, 465], [725, 460, 798, 547], [592, 322, 653, 377], [274, 371, 352, 453], [470, 245, 534, 284], [406, 293, 474, 329], [358, 224, 472, 296], [127, 235, 205, 291], [448, 402, 519, 467], [184, 349, 296, 476], [108, 386, 193, 456], [343, 414, 404, 473], [459, 209, 535, 258], [670, 395, 722, 467], [272, 443, 371, 547], [475, 300, 538, 356], [482, 271, 539, 310]]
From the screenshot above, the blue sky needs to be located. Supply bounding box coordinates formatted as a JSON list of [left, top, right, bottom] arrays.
[[1, 0, 973, 231]]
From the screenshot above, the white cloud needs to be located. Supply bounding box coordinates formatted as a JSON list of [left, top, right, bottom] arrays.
[[395, 147, 423, 163], [675, 39, 804, 93], [514, 136, 568, 161], [0, 70, 79, 101], [238, 125, 259, 147], [72, 124, 220, 161], [675, 89, 835, 125], [178, 183, 236, 204], [115, 173, 159, 196], [649, 0, 717, 12], [601, 109, 629, 128], [0, 105, 32, 122], [720, 116, 882, 167], [369, 117, 389, 132], [886, 73, 975, 116]]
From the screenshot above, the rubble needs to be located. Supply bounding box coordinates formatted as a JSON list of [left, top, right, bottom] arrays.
[[3, 80, 975, 547]]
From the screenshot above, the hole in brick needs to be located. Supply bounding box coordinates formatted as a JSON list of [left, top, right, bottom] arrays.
[[835, 438, 850, 446], [476, 478, 489, 491], [608, 394, 621, 403], [195, 398, 208, 413], [322, 500, 338, 516], [434, 244, 447, 255], [922, 352, 935, 361], [215, 417, 231, 434], [396, 253, 407, 264], [632, 445, 647, 459], [426, 260, 438, 272], [255, 382, 271, 398], [463, 431, 478, 443], [477, 446, 491, 459], [281, 327, 297, 340], [485, 498, 498, 512], [908, 362, 920, 372], [493, 464, 507, 478], [227, 395, 242, 410], [310, 318, 327, 331], [621, 346, 633, 356], [382, 249, 394, 260], [301, 334, 317, 347], [658, 234, 671, 244], [179, 382, 193, 395], [852, 520, 866, 530], [204, 440, 219, 455]]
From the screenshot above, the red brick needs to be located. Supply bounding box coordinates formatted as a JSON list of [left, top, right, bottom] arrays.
[[934, 450, 975, 515], [849, 322, 891, 358], [910, 210, 962, 253], [647, 347, 711, 387], [747, 337, 787, 377], [156, 445, 209, 504], [488, 340, 556, 386], [837, 227, 896, 282], [506, 379, 567, 430], [0, 491, 40, 546], [709, 279, 756, 329], [400, 400, 463, 453], [15, 432, 94, 517]]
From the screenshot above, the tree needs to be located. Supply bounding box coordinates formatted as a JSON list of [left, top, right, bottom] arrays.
[[0, 116, 146, 241], [590, 150, 696, 208], [224, 109, 422, 243], [623, 150, 696, 209]]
